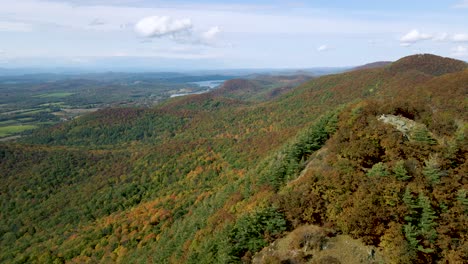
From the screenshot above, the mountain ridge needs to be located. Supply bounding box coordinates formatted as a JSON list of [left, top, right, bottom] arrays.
[[387, 53, 467, 76], [1, 54, 466, 263], [352, 61, 392, 71]]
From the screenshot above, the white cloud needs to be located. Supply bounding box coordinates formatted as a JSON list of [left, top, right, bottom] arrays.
[[400, 29, 432, 46], [451, 45, 468, 57], [134, 16, 221, 46], [0, 21, 32, 32], [400, 31, 468, 45], [0, 0, 466, 67], [452, 33, 468, 42], [317, 45, 329, 52], [453, 0, 468, 8], [135, 16, 192, 38], [201, 26, 220, 43]]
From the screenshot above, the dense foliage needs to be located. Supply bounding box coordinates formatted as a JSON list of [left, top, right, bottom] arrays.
[[0, 54, 466, 263]]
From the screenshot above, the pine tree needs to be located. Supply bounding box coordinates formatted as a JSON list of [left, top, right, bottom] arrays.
[[411, 126, 437, 145], [403, 187, 418, 222], [367, 162, 390, 177], [422, 156, 442, 185], [457, 189, 468, 208], [417, 193, 437, 243], [402, 191, 438, 253], [403, 223, 419, 249], [393, 160, 411, 181]]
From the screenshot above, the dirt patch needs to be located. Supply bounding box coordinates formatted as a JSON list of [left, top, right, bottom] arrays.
[[253, 225, 385, 264]]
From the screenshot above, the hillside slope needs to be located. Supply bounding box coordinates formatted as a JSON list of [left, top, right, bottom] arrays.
[[212, 75, 312, 102], [352, 61, 392, 71], [386, 53, 466, 76], [0, 54, 466, 263]]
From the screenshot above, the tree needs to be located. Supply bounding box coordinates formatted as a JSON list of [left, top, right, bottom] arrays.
[[393, 160, 411, 181], [403, 190, 438, 254], [417, 193, 437, 244], [403, 223, 420, 249], [403, 187, 418, 222], [367, 162, 389, 177], [228, 207, 287, 260], [422, 156, 443, 185], [456, 189, 468, 212], [411, 126, 436, 145]]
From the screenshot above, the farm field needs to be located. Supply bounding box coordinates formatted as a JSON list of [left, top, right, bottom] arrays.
[[0, 125, 37, 137], [0, 73, 234, 139]]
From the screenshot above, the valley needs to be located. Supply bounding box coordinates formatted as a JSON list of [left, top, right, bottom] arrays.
[[0, 73, 233, 139], [1, 1, 467, 263], [0, 54, 466, 263]]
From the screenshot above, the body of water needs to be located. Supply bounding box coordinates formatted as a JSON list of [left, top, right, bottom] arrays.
[[191, 80, 225, 88], [170, 80, 226, 98]]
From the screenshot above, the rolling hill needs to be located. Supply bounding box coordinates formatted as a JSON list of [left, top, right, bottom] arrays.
[[352, 61, 392, 71], [0, 54, 467, 263]]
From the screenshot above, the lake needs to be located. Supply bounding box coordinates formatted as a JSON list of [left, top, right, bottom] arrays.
[[191, 80, 226, 88], [170, 80, 226, 98]]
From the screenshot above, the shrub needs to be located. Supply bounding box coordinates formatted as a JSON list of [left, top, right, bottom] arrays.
[[367, 162, 390, 177]]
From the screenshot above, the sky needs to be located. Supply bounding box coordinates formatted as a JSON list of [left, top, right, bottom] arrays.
[[0, 0, 467, 70]]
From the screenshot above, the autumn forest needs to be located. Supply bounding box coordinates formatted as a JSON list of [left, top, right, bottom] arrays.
[[0, 54, 467, 263]]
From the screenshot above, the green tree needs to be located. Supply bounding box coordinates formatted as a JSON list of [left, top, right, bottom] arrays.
[[417, 193, 437, 244], [403, 191, 438, 253], [457, 189, 468, 212], [422, 156, 443, 185], [403, 223, 420, 249], [403, 187, 419, 223], [411, 126, 437, 145], [393, 160, 411, 181], [366, 162, 389, 177], [228, 207, 287, 260]]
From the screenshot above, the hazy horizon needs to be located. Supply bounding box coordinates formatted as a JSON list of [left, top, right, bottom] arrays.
[[0, 0, 467, 70]]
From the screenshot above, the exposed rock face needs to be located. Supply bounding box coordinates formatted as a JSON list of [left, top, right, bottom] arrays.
[[378, 114, 438, 144], [378, 114, 418, 137]]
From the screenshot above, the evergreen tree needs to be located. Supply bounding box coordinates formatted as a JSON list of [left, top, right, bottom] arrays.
[[422, 156, 442, 185], [393, 160, 411, 181], [403, 187, 418, 222], [402, 191, 437, 253], [367, 162, 390, 177], [403, 223, 420, 249], [457, 189, 468, 209], [411, 126, 437, 145], [417, 193, 437, 243]]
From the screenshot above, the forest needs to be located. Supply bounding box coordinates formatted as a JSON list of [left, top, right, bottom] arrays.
[[0, 71, 316, 141], [0, 54, 466, 263], [0, 72, 236, 140]]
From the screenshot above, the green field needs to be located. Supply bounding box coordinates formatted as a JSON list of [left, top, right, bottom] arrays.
[[0, 72, 236, 140], [40, 102, 66, 107], [20, 108, 51, 115], [18, 117, 35, 122], [0, 125, 37, 137], [0, 120, 17, 126], [35, 92, 75, 98]]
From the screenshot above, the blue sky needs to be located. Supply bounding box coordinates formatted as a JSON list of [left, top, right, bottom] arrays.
[[0, 0, 467, 70]]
